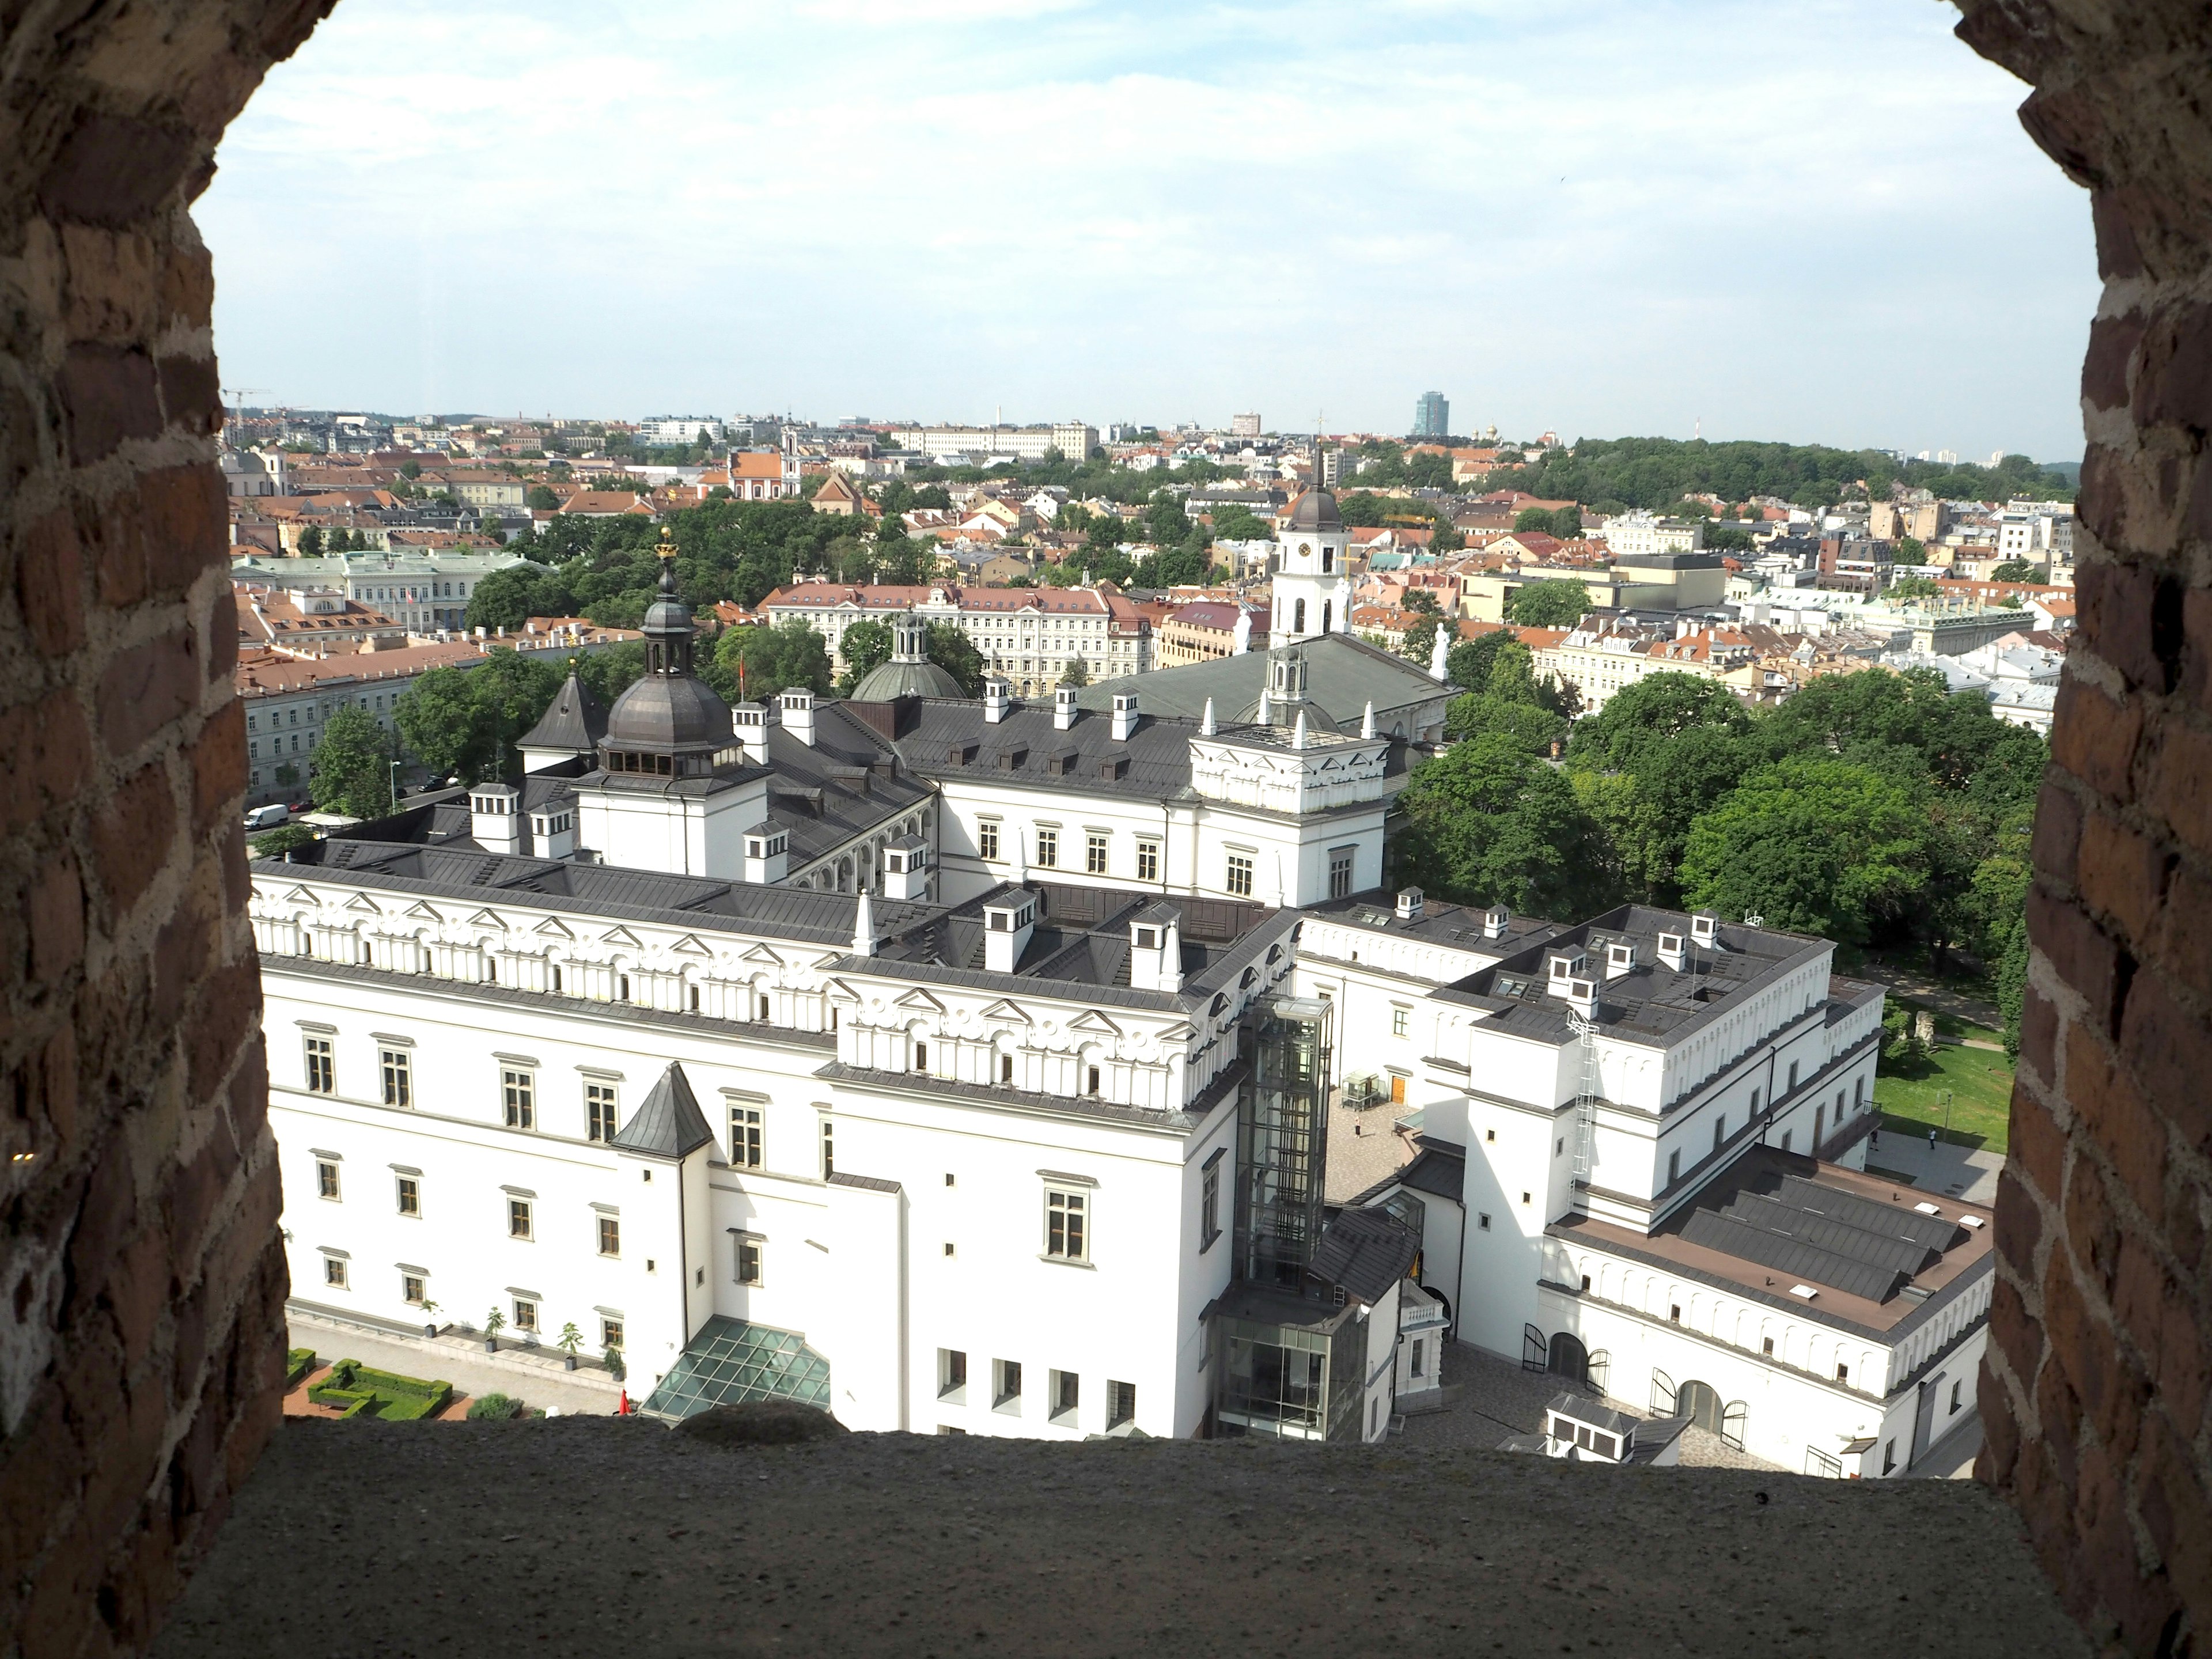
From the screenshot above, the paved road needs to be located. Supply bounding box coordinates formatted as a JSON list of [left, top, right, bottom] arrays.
[[1858, 961, 2002, 1029], [1861, 1127, 2005, 1204]]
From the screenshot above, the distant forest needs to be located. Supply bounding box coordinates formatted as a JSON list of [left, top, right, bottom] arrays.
[[1497, 438, 2075, 513]]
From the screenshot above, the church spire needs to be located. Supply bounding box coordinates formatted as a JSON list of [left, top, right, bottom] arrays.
[[641, 528, 695, 677]]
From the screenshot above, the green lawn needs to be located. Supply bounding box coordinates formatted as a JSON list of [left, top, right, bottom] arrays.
[[1873, 1026, 2016, 1155]]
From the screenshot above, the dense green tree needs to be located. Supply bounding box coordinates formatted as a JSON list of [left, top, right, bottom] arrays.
[[1498, 435, 2072, 513], [1142, 488, 1191, 546], [1209, 504, 1274, 543], [309, 707, 397, 819], [527, 484, 559, 510], [838, 619, 893, 687], [1059, 658, 1091, 687], [297, 526, 324, 557], [575, 642, 645, 707], [1508, 579, 1592, 628], [393, 652, 562, 784], [1678, 756, 1930, 946], [1443, 692, 1567, 756], [1567, 672, 1751, 771], [1989, 560, 2041, 584], [1394, 734, 1604, 918], [1401, 588, 1439, 615], [1399, 616, 1445, 666], [1887, 575, 1944, 601], [251, 823, 315, 858], [1897, 536, 1926, 562], [927, 622, 985, 696], [714, 619, 832, 702]]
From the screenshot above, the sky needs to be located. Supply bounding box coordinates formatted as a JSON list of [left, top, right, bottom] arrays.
[[199, 0, 2096, 461]]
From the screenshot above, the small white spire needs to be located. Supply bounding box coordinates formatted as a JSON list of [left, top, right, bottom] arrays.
[[851, 888, 876, 957], [1200, 696, 1216, 737], [1258, 686, 1272, 724], [1361, 699, 1376, 739], [1007, 824, 1027, 885], [1293, 709, 1308, 750]]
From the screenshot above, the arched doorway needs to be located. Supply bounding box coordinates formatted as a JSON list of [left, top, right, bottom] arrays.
[[1676, 1380, 1724, 1433], [1546, 1331, 1589, 1387]]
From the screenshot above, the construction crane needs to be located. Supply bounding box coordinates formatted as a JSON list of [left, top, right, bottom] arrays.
[[221, 388, 270, 440]]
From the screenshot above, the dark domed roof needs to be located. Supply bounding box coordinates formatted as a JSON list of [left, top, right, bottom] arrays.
[[851, 656, 963, 701], [1286, 488, 1343, 532], [604, 673, 733, 753]]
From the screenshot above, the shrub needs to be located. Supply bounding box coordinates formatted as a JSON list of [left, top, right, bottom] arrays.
[[467, 1393, 521, 1421], [285, 1347, 317, 1388], [308, 1359, 454, 1420]]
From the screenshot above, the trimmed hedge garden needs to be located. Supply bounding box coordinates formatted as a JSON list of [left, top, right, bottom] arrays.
[[305, 1359, 454, 1421], [285, 1347, 317, 1388]]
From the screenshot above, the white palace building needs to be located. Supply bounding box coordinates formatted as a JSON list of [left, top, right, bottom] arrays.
[[256, 520, 1987, 1475]]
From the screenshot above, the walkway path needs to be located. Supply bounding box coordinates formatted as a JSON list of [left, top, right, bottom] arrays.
[[1860, 1127, 2005, 1205], [1858, 961, 2001, 1029], [288, 1311, 628, 1417]]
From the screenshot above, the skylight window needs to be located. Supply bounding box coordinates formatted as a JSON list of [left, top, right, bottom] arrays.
[[1914, 1202, 1942, 1216], [1789, 1284, 1818, 1300]]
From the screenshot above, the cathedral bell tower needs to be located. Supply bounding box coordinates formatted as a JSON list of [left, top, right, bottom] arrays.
[[1271, 478, 1350, 644]]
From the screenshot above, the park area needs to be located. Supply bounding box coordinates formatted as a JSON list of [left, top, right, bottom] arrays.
[[282, 1350, 541, 1422], [1872, 1020, 2017, 1156]]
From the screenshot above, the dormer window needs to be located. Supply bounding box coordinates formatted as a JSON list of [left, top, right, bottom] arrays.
[[1134, 926, 1159, 950]]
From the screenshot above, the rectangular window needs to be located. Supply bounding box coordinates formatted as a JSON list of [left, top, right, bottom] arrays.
[[1106, 1380, 1135, 1430], [915, 1041, 929, 1073], [508, 1198, 533, 1240], [316, 1158, 340, 1201], [304, 1035, 334, 1094], [586, 1081, 619, 1143], [820, 1119, 834, 1178], [994, 1358, 1022, 1412], [1781, 1130, 1793, 1152], [502, 1069, 535, 1130], [380, 1048, 412, 1109], [601, 1317, 624, 1351], [1329, 850, 1353, 899], [598, 1216, 620, 1257], [1883, 1440, 1896, 1475], [512, 1298, 538, 1334], [978, 820, 999, 862], [1668, 1149, 1681, 1184], [1478, 1213, 1491, 1231], [1391, 1007, 1410, 1038], [1762, 1336, 1774, 1356], [736, 1236, 763, 1286], [1788, 1060, 1800, 1090], [1714, 1115, 1726, 1150], [729, 1105, 763, 1169], [1045, 1187, 1088, 1262], [1836, 1362, 1850, 1384], [1050, 1369, 1080, 1426], [396, 1176, 419, 1217], [1410, 1340, 1426, 1380], [323, 1255, 347, 1289], [1086, 833, 1108, 875], [1225, 853, 1253, 898], [1035, 828, 1058, 868], [938, 1349, 967, 1403], [1669, 1304, 1682, 1323], [1135, 840, 1160, 882], [402, 1274, 425, 1305], [1200, 1159, 1221, 1250]]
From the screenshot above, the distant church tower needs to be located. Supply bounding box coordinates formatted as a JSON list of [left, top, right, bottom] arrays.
[[1271, 475, 1350, 645]]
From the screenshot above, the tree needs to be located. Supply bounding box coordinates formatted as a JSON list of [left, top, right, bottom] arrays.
[[393, 652, 562, 784], [838, 618, 892, 688], [1513, 507, 1555, 533], [1401, 588, 1439, 615], [1567, 672, 1750, 771], [1508, 578, 1592, 628], [274, 762, 300, 788], [1142, 488, 1191, 546], [714, 619, 832, 703], [575, 642, 645, 707], [1444, 692, 1567, 756], [297, 526, 324, 557], [1393, 734, 1603, 918], [1990, 559, 2041, 583], [1887, 575, 1944, 601], [527, 484, 559, 511], [1209, 504, 1274, 543], [927, 622, 985, 696], [1399, 616, 1445, 666], [1677, 756, 1930, 947], [1059, 658, 1091, 687], [251, 824, 315, 858], [1897, 536, 1926, 562], [309, 707, 396, 819], [399, 460, 422, 479], [1548, 506, 1585, 540]]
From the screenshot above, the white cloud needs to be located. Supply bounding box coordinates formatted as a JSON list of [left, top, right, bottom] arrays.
[[200, 0, 2094, 457]]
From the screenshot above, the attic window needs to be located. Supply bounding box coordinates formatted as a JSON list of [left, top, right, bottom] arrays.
[[948, 741, 976, 764], [1099, 755, 1128, 781], [1134, 926, 1159, 950]]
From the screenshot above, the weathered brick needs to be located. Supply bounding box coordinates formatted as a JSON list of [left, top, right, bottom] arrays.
[[2081, 309, 2145, 411], [2182, 585, 2212, 710], [58, 342, 163, 465], [0, 686, 91, 836], [191, 699, 247, 834], [2020, 983, 2058, 1085], [61, 224, 160, 343], [2157, 1287, 2206, 1443], [35, 113, 203, 229], [90, 761, 178, 917], [2076, 806, 2169, 946], [2133, 298, 2212, 432], [2027, 884, 2125, 1031], [2029, 778, 2084, 887], [2063, 1153, 2122, 1299], [2009, 1086, 2067, 1209], [18, 507, 87, 657], [97, 625, 200, 759], [2142, 715, 2212, 862], [157, 353, 222, 436], [27, 854, 86, 984], [2048, 675, 2141, 806], [139, 463, 226, 600], [2147, 858, 2212, 1002], [2062, 1023, 2171, 1226], [2116, 967, 2212, 1159]]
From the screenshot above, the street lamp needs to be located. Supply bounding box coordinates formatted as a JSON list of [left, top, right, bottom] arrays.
[[388, 759, 401, 814]]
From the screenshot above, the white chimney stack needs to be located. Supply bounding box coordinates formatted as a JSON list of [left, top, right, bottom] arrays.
[[1483, 905, 1509, 940], [1604, 940, 1637, 982], [469, 783, 520, 855], [1128, 908, 1183, 993], [529, 806, 574, 859], [1396, 886, 1424, 921], [744, 824, 789, 885], [1054, 684, 1078, 731], [1690, 911, 1720, 948], [851, 887, 876, 957], [1656, 931, 1688, 971], [983, 676, 1010, 723], [1563, 976, 1599, 1019], [732, 702, 770, 766], [1111, 691, 1138, 741], [781, 688, 816, 747], [881, 835, 931, 902], [982, 890, 1036, 974]]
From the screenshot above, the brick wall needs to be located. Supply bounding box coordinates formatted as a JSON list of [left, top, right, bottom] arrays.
[[0, 5, 331, 1656], [1957, 3, 2212, 1654]]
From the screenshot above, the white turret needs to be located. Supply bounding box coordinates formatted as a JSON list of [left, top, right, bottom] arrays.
[[1271, 481, 1350, 643]]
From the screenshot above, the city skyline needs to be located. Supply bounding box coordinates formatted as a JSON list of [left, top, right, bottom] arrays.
[[201, 0, 2094, 461]]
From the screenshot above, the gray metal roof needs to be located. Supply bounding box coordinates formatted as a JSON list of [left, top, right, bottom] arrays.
[[612, 1062, 717, 1158], [1076, 635, 1450, 733], [1310, 1206, 1421, 1303], [1674, 1162, 1964, 1304], [519, 666, 608, 755]]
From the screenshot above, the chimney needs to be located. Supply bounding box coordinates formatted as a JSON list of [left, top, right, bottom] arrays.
[[1054, 684, 1078, 731], [1483, 905, 1509, 940], [1128, 910, 1183, 993], [469, 783, 520, 855], [983, 676, 1010, 723], [1111, 691, 1138, 741], [1690, 911, 1720, 948], [982, 889, 1036, 974], [732, 702, 770, 765], [881, 835, 931, 902], [1562, 976, 1599, 1020], [1395, 886, 1424, 921], [528, 806, 574, 859], [781, 688, 816, 747], [744, 824, 789, 885], [1656, 931, 1687, 971], [1200, 696, 1216, 737], [1604, 939, 1637, 982], [851, 887, 876, 957]]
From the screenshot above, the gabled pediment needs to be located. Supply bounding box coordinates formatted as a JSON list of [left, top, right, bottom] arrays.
[[1067, 1009, 1122, 1036], [741, 942, 785, 965], [404, 901, 442, 922], [469, 908, 507, 930], [823, 977, 863, 1002], [895, 988, 946, 1012], [669, 934, 713, 957], [284, 886, 319, 904], [977, 998, 1032, 1025], [1158, 1022, 1196, 1043], [533, 917, 575, 939], [344, 894, 382, 915], [600, 925, 643, 949]]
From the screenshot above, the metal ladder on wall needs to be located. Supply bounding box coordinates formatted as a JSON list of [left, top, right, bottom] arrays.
[[1567, 1010, 1601, 1200]]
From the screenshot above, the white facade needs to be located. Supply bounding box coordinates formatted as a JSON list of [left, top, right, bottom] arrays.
[[1272, 521, 1351, 643], [1601, 512, 1707, 560], [764, 585, 1150, 694], [891, 424, 1099, 464]]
